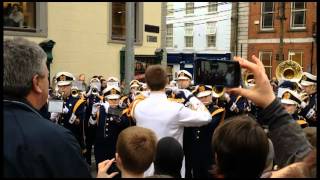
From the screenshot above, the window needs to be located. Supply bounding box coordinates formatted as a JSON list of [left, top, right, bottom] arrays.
[[261, 2, 275, 30], [208, 2, 218, 13], [206, 22, 216, 47], [184, 23, 193, 48], [291, 2, 306, 29], [3, 2, 48, 37], [167, 2, 174, 16], [166, 24, 173, 47], [288, 50, 303, 67], [186, 2, 194, 15], [110, 2, 142, 43], [259, 51, 272, 79]]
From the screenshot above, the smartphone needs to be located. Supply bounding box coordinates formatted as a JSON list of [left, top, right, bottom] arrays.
[[194, 58, 241, 87]]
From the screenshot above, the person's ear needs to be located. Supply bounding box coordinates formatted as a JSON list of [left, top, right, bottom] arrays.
[[32, 74, 43, 94], [115, 153, 122, 169]]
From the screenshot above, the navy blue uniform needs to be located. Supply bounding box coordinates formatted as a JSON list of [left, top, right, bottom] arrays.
[[94, 105, 130, 175], [299, 93, 317, 126], [84, 94, 101, 165], [60, 95, 86, 152], [4, 97, 91, 177], [225, 94, 250, 119], [184, 104, 225, 178]]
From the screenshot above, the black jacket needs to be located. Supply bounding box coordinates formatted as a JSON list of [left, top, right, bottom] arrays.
[[258, 98, 312, 168], [3, 97, 92, 178]]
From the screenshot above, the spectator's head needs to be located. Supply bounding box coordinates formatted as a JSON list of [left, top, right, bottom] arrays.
[[154, 137, 184, 178], [145, 65, 168, 91], [211, 114, 269, 178], [4, 37, 48, 110], [78, 73, 85, 82], [116, 126, 157, 178]]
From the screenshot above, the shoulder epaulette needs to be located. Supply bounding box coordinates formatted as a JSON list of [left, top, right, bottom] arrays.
[[72, 97, 86, 113], [211, 108, 225, 117], [168, 98, 185, 104]]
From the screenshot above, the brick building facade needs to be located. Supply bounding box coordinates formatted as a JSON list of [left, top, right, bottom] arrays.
[[246, 2, 316, 78]]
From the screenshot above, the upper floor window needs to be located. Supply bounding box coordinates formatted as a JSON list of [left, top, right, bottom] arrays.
[[290, 2, 306, 29], [208, 2, 218, 13], [110, 2, 142, 43], [166, 24, 173, 47], [167, 2, 174, 16], [4, 2, 48, 37], [206, 22, 217, 47], [186, 2, 194, 15], [261, 2, 275, 30], [184, 23, 193, 48]]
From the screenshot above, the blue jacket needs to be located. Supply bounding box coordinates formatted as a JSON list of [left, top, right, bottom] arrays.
[[3, 97, 91, 178]]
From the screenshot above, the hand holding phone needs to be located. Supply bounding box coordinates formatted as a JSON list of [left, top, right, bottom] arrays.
[[194, 58, 241, 87], [226, 55, 275, 109]]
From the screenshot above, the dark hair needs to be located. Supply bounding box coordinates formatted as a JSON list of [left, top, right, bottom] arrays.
[[145, 65, 167, 91], [116, 126, 157, 174], [154, 137, 184, 178], [211, 114, 269, 178]]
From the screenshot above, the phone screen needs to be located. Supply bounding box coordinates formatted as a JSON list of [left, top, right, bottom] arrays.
[[194, 59, 241, 87]]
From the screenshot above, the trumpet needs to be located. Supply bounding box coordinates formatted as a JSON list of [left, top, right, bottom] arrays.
[[212, 86, 225, 98], [276, 60, 303, 83], [71, 89, 79, 98]]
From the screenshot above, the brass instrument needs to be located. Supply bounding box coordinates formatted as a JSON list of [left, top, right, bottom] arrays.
[[71, 89, 79, 98], [276, 60, 303, 83], [242, 70, 255, 89], [212, 86, 225, 98]]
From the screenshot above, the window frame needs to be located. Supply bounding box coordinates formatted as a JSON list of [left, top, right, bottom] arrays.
[[260, 2, 275, 31], [290, 2, 307, 29], [184, 23, 193, 48], [288, 50, 304, 67], [208, 2, 218, 13], [206, 22, 217, 48], [166, 24, 173, 48], [108, 2, 143, 45], [167, 2, 174, 17], [185, 2, 194, 15], [4, 2, 48, 37], [259, 51, 273, 79]]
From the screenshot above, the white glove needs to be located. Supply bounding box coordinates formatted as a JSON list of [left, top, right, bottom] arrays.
[[89, 116, 97, 125], [230, 103, 238, 112], [50, 112, 59, 122], [300, 101, 307, 109], [91, 103, 101, 115], [68, 113, 77, 124], [63, 106, 69, 114], [101, 102, 110, 114], [306, 109, 316, 119], [224, 93, 231, 102]]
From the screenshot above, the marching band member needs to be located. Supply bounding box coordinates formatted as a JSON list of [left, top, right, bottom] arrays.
[[119, 80, 140, 108], [90, 86, 130, 177], [54, 72, 87, 154], [184, 84, 226, 178], [299, 72, 317, 126], [279, 89, 308, 128]]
